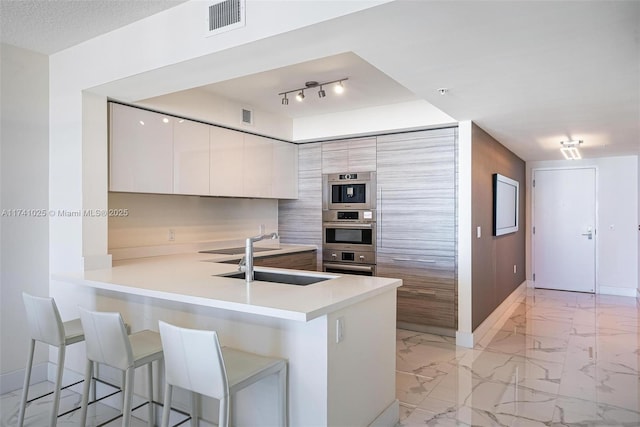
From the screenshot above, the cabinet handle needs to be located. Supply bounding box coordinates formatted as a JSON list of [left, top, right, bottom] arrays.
[[399, 288, 437, 297], [392, 258, 437, 263], [378, 186, 382, 248]]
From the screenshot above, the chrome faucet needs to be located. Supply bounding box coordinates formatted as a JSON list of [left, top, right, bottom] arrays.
[[240, 230, 279, 283]]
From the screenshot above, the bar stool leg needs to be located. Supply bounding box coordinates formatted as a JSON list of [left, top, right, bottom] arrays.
[[278, 366, 287, 427], [79, 359, 94, 426], [160, 382, 172, 427], [146, 363, 154, 426], [48, 345, 66, 427], [219, 396, 229, 427], [122, 367, 135, 427], [191, 392, 199, 427], [17, 339, 36, 427]]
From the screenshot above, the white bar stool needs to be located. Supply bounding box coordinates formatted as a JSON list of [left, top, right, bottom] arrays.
[[79, 308, 163, 427], [158, 321, 288, 427], [18, 292, 86, 427]]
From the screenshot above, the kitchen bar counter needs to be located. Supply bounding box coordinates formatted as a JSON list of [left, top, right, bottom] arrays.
[[54, 247, 400, 322], [52, 247, 401, 426]]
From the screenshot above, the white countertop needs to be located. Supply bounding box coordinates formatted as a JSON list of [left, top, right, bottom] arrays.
[[54, 245, 401, 322]]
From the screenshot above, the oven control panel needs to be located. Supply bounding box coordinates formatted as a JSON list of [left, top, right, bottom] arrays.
[[323, 249, 375, 264], [322, 210, 376, 222]]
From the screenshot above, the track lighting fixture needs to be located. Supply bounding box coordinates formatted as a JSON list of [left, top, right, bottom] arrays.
[[279, 78, 348, 105], [560, 140, 583, 160]]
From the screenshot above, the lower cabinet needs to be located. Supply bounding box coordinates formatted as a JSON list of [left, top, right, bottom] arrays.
[[377, 252, 456, 329], [222, 250, 317, 271]]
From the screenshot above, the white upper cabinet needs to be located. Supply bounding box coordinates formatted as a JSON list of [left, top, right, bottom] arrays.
[[272, 141, 298, 199], [109, 103, 298, 199], [243, 134, 273, 198], [321, 137, 376, 173], [109, 103, 174, 194], [210, 126, 244, 197], [173, 119, 210, 195]]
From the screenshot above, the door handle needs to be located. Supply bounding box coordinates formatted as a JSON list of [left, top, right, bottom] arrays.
[[581, 230, 593, 240]]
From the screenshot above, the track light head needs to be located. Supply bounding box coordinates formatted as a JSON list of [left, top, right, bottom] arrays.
[[278, 77, 347, 103]]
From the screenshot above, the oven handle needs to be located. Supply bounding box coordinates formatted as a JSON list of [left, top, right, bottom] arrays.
[[323, 263, 375, 273], [323, 222, 374, 229]]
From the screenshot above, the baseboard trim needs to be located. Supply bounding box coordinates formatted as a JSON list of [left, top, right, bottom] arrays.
[[598, 286, 638, 297], [456, 281, 527, 348], [369, 399, 399, 427], [396, 322, 456, 337], [0, 362, 48, 394]]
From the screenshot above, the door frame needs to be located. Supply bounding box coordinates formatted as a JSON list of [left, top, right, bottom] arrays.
[[531, 166, 599, 293]]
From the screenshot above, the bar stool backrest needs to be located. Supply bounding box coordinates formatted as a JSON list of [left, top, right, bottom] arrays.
[[22, 292, 65, 347], [158, 321, 229, 400], [79, 308, 133, 371]]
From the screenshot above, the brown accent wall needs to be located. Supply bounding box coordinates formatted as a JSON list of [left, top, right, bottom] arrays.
[[471, 124, 526, 330]]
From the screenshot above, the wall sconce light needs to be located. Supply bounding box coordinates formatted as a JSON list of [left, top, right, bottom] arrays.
[[279, 78, 348, 105], [560, 140, 583, 160]]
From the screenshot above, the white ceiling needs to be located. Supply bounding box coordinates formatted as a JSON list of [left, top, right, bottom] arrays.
[[199, 52, 421, 119], [1, 0, 638, 162], [0, 0, 188, 54]]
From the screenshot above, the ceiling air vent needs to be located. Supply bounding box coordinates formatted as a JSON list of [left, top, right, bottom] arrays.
[[206, 0, 245, 37], [242, 108, 253, 125]]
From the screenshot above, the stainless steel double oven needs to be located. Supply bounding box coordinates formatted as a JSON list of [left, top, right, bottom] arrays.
[[322, 172, 377, 276]]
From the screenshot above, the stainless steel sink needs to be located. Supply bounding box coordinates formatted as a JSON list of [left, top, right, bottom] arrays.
[[217, 271, 333, 286]]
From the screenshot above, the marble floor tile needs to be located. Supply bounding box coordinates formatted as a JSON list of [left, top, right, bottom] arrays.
[[552, 396, 640, 426], [395, 289, 639, 427], [0, 380, 184, 427]]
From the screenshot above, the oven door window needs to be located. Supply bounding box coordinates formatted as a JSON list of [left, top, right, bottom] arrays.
[[325, 227, 373, 245], [331, 183, 366, 204]]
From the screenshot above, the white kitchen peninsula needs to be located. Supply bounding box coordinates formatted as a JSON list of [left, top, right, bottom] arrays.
[[53, 251, 401, 426]]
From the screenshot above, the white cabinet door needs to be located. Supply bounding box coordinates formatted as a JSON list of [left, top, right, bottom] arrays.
[[210, 126, 244, 196], [272, 141, 298, 199], [243, 134, 273, 198], [109, 103, 173, 194], [173, 119, 210, 195]]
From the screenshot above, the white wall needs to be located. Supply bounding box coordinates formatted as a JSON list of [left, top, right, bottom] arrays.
[[526, 156, 639, 296], [137, 88, 293, 141], [0, 44, 50, 386]]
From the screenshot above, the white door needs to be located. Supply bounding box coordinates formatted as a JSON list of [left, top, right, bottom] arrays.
[[532, 168, 596, 292]]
